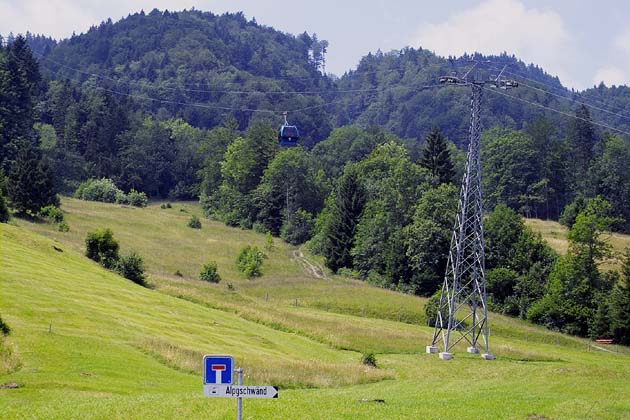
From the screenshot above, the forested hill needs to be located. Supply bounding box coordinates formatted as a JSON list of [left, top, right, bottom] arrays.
[[32, 9, 334, 146], [335, 50, 630, 145], [26, 8, 630, 148]]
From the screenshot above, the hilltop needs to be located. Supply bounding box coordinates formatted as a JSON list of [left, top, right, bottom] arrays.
[[26, 8, 630, 147]]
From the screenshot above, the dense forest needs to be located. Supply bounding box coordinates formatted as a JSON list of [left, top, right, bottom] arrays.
[[1, 9, 630, 343]]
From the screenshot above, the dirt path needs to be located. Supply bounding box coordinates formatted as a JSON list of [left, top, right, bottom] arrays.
[[592, 344, 616, 353], [291, 250, 326, 279]]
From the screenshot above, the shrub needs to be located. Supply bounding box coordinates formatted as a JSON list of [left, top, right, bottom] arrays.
[[58, 221, 70, 232], [199, 261, 221, 283], [75, 178, 123, 203], [174, 270, 183, 277], [361, 352, 377, 367], [264, 232, 274, 252], [115, 191, 128, 205], [188, 215, 202, 229], [127, 189, 148, 207], [425, 291, 446, 327], [85, 228, 120, 269], [236, 245, 266, 278], [116, 251, 146, 286], [0, 315, 10, 336], [39, 204, 64, 223], [160, 203, 172, 209]]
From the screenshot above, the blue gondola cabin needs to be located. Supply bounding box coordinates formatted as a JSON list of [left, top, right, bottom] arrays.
[[278, 125, 300, 147]]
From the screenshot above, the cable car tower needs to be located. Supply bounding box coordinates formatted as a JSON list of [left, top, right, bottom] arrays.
[[427, 65, 518, 360]]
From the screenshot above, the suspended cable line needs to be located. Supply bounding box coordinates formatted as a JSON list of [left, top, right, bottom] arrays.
[[34, 50, 425, 96], [481, 63, 630, 122], [482, 62, 630, 117], [481, 84, 630, 137], [29, 48, 630, 137]]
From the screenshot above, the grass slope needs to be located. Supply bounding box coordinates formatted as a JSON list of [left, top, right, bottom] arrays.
[[525, 218, 630, 270], [1, 199, 630, 419]]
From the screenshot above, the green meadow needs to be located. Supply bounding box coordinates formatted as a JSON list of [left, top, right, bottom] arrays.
[[1, 198, 629, 419]]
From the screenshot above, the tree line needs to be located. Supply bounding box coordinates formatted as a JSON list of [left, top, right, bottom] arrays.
[[1, 34, 630, 343]]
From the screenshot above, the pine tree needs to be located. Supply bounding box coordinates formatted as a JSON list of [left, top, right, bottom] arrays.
[[323, 166, 366, 272], [567, 105, 597, 195], [0, 35, 41, 170], [419, 128, 454, 185], [0, 192, 9, 222], [7, 141, 58, 215], [611, 249, 630, 344]]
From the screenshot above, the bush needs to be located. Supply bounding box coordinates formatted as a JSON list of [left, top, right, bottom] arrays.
[[85, 228, 120, 269], [75, 178, 123, 203], [116, 251, 146, 286], [188, 215, 202, 229], [236, 245, 266, 278], [425, 291, 446, 327], [160, 203, 172, 209], [58, 221, 70, 232], [0, 315, 10, 336], [264, 232, 274, 252], [200, 261, 221, 283], [361, 352, 377, 367], [115, 191, 128, 205], [39, 204, 64, 223], [127, 189, 148, 207]]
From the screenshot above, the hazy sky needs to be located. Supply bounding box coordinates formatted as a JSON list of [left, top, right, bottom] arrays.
[[1, 0, 629, 90]]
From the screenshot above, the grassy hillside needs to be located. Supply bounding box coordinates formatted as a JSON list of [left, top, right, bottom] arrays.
[[2, 199, 630, 419], [525, 218, 630, 270]]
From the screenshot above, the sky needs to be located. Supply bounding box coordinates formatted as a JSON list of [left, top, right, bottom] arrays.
[[1, 0, 629, 90]]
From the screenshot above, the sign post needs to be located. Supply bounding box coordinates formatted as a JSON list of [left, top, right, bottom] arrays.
[[236, 367, 243, 420], [203, 355, 278, 419]]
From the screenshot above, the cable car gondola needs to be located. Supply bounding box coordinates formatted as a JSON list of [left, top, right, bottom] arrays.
[[278, 112, 300, 147]]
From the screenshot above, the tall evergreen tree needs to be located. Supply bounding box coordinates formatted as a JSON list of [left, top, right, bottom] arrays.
[[323, 165, 366, 272], [0, 35, 41, 170], [419, 128, 454, 185], [566, 105, 598, 195], [7, 142, 58, 215], [0, 192, 9, 223], [611, 249, 630, 344]]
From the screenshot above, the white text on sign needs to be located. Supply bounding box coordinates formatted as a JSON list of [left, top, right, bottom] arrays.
[[203, 385, 279, 399]]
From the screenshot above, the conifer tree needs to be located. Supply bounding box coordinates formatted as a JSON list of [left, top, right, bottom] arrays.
[[7, 142, 58, 215], [0, 192, 9, 223], [611, 249, 630, 344], [0, 35, 41, 170], [323, 165, 366, 272], [419, 128, 454, 185]]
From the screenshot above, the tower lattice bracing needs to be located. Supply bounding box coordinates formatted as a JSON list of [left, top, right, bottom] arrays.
[[427, 83, 494, 360]]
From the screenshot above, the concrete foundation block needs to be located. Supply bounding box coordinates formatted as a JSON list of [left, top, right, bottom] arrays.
[[426, 345, 439, 354], [438, 352, 453, 360], [467, 346, 480, 354], [481, 353, 495, 360]]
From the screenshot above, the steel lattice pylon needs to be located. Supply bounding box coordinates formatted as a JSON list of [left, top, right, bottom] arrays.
[[427, 83, 493, 360]]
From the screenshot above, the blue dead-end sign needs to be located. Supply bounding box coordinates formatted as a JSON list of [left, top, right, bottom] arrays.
[[203, 355, 234, 385]]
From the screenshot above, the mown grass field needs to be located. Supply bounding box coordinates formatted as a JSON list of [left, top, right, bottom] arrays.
[[1, 198, 629, 419]]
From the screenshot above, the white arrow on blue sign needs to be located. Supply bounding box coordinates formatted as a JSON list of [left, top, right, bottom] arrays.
[[204, 385, 279, 399], [203, 355, 234, 385]]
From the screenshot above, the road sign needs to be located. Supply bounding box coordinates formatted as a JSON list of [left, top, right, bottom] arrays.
[[204, 385, 279, 399], [203, 355, 234, 385]]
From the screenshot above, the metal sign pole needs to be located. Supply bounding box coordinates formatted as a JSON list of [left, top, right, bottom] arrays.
[[236, 368, 243, 420]]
